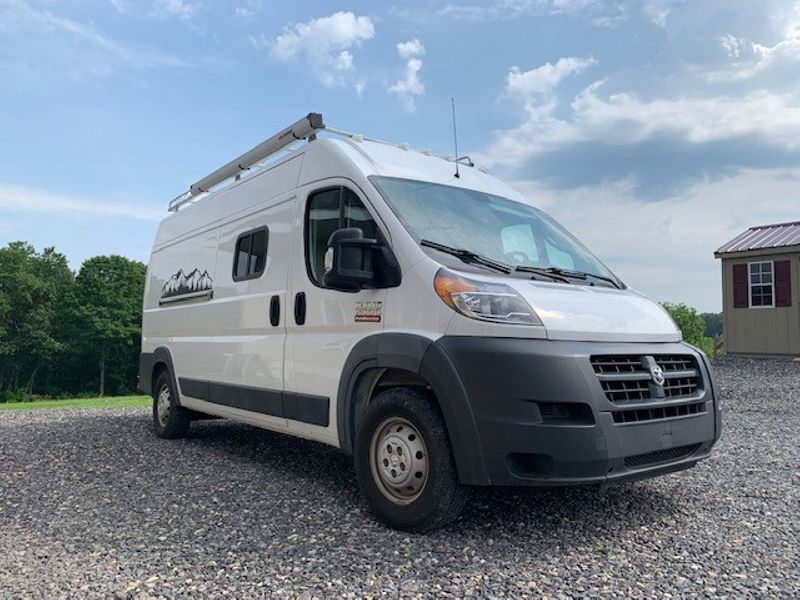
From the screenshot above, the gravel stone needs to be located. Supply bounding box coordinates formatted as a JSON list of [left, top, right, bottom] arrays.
[[0, 356, 798, 598]]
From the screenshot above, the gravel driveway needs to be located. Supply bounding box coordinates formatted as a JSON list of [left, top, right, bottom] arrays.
[[1, 356, 798, 598]]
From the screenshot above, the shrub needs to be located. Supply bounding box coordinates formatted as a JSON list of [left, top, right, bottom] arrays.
[[0, 389, 37, 403], [661, 303, 717, 357]]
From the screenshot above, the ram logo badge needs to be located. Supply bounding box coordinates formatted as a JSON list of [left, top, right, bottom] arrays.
[[649, 364, 666, 386]]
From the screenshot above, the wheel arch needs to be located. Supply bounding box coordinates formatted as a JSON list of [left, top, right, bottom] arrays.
[[336, 333, 490, 485], [138, 346, 183, 406]]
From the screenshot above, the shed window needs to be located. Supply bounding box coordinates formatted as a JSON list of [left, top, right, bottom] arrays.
[[749, 261, 774, 307], [233, 228, 268, 281]]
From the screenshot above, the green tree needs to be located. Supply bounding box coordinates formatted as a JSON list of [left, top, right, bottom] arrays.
[[0, 242, 73, 393], [662, 302, 716, 357], [67, 256, 146, 396], [700, 312, 723, 338]]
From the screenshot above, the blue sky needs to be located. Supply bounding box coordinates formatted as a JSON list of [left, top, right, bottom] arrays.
[[0, 0, 798, 311]]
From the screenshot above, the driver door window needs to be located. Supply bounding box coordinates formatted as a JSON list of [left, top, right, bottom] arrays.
[[306, 187, 377, 286]]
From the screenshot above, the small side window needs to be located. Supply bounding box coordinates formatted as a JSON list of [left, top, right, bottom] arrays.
[[233, 227, 269, 281]]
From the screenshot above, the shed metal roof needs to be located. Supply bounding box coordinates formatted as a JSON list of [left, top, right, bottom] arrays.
[[716, 220, 800, 255]]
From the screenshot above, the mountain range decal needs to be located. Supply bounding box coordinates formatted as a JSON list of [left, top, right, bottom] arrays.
[[161, 268, 214, 299]]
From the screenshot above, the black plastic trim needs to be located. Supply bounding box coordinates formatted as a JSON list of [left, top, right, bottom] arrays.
[[431, 337, 719, 486], [269, 295, 280, 327], [294, 291, 306, 326], [336, 332, 489, 485], [138, 347, 182, 406], [337, 334, 719, 487], [178, 378, 329, 427]]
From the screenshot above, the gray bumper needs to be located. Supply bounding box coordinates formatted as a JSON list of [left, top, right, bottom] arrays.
[[422, 337, 721, 486]]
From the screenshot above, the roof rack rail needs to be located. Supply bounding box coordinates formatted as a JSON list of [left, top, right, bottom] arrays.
[[167, 112, 482, 213], [168, 112, 325, 212]]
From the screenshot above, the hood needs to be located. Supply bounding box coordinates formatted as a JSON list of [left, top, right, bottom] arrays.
[[508, 280, 681, 343]]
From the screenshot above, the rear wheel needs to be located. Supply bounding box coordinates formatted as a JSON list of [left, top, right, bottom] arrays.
[[354, 387, 468, 532], [152, 370, 191, 439]]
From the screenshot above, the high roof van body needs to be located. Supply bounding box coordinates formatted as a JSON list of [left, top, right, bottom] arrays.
[[139, 114, 721, 531]]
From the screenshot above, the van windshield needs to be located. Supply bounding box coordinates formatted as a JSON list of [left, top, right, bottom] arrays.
[[370, 176, 619, 284]]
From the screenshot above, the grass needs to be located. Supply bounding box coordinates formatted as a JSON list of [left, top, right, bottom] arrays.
[[0, 395, 150, 412]]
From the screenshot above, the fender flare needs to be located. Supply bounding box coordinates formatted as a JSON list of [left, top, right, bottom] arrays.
[[336, 332, 490, 485], [138, 347, 183, 406]]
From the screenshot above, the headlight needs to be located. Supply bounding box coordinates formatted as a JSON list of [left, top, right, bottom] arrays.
[[433, 268, 542, 325]]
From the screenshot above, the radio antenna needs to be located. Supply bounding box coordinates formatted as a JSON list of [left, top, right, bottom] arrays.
[[451, 97, 460, 178]]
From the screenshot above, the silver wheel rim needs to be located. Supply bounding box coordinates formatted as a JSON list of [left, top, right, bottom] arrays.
[[156, 385, 171, 427], [369, 416, 429, 505]]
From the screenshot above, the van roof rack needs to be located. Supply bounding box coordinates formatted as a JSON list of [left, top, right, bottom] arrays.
[[167, 112, 481, 213], [168, 112, 325, 212]]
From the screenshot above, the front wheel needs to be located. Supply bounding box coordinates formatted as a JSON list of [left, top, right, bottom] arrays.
[[152, 370, 191, 439], [354, 387, 468, 532]]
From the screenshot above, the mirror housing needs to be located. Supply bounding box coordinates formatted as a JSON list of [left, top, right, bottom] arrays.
[[323, 227, 401, 292]]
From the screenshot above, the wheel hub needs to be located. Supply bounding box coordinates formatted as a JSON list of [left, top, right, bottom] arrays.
[[370, 417, 429, 504]]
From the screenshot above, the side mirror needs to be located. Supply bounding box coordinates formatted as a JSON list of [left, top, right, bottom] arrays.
[[323, 228, 379, 291]]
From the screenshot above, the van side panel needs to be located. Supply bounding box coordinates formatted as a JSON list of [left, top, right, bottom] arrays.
[[142, 222, 221, 391]]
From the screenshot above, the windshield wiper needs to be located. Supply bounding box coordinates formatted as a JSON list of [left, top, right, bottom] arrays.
[[512, 265, 571, 283], [552, 268, 620, 288], [420, 239, 511, 274], [517, 266, 620, 288]]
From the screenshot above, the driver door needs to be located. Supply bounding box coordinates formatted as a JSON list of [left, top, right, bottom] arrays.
[[283, 181, 387, 444]]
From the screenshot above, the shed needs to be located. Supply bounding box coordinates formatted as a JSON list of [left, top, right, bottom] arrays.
[[714, 221, 799, 355]]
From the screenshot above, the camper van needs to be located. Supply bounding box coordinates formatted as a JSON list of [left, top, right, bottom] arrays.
[[139, 113, 721, 531]]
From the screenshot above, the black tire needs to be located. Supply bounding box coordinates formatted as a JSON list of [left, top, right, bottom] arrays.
[[354, 387, 468, 532], [152, 370, 191, 439]]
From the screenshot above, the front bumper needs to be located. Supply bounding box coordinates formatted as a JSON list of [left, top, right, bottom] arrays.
[[428, 337, 721, 486]]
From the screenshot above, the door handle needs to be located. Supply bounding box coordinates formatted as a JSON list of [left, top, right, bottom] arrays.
[[269, 295, 280, 327], [294, 292, 306, 326]]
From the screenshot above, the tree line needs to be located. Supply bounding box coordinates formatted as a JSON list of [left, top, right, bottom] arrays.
[[0, 241, 725, 403], [661, 303, 723, 357], [0, 242, 145, 402]]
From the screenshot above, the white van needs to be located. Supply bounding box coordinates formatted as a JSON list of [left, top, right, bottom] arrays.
[[139, 113, 721, 531]]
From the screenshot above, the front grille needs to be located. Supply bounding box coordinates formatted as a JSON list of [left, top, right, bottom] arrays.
[[591, 355, 701, 403], [624, 444, 700, 468], [590, 354, 704, 423], [664, 376, 697, 398], [591, 356, 642, 374], [655, 355, 694, 372], [612, 402, 706, 424]]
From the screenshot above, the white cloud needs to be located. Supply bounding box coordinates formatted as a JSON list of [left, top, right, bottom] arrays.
[[233, 0, 264, 19], [505, 56, 596, 99], [484, 67, 800, 169], [438, 0, 627, 26], [388, 39, 426, 111], [234, 0, 263, 18], [0, 0, 197, 83], [719, 34, 750, 59], [511, 168, 799, 311], [397, 38, 426, 59], [265, 12, 375, 90], [0, 183, 161, 222], [641, 0, 683, 27], [712, 2, 800, 81], [150, 0, 196, 21]]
